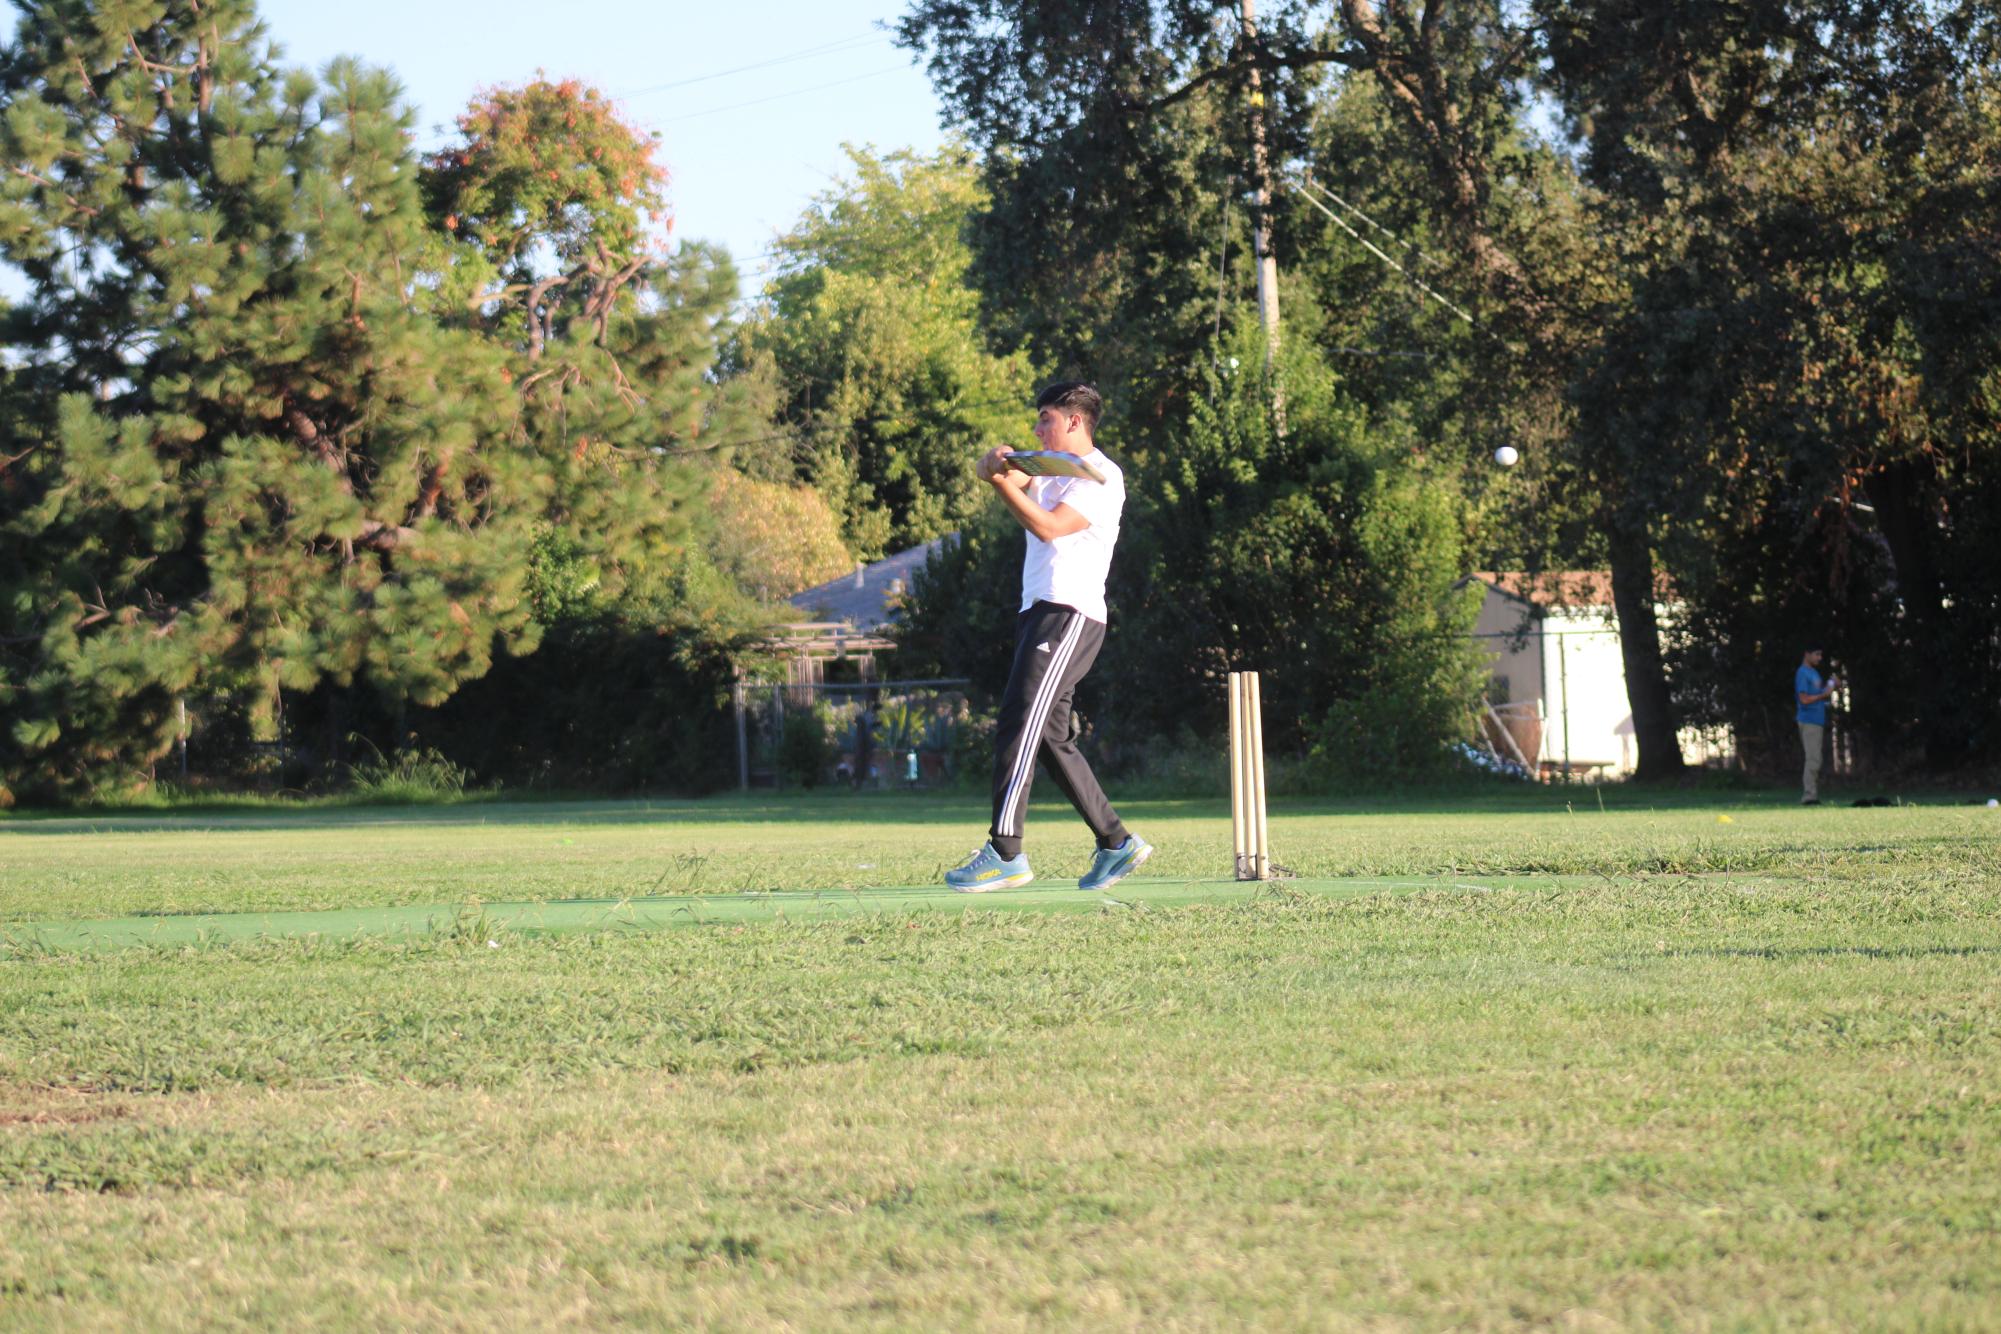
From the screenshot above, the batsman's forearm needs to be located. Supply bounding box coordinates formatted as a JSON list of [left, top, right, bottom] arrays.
[[991, 479, 1057, 542]]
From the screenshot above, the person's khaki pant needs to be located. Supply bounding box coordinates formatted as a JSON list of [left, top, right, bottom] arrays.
[[1799, 722, 1825, 803]]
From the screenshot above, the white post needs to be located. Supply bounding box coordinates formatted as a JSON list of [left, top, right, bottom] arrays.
[[1247, 671, 1269, 880], [1241, 0, 1281, 371], [1231, 673, 1248, 879], [1559, 636, 1572, 780], [733, 679, 749, 791]]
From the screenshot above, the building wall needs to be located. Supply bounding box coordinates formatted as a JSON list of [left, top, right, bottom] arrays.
[[1539, 610, 1634, 775], [1470, 585, 1736, 777], [1471, 593, 1545, 709]]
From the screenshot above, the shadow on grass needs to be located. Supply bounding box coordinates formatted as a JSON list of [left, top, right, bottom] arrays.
[[0, 792, 992, 835], [1671, 944, 2001, 961], [2, 782, 1990, 836]]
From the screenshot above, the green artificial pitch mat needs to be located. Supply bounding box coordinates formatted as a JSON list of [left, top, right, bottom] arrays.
[[2, 875, 1589, 952]]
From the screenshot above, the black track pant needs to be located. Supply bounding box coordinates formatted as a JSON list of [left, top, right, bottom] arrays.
[[989, 601, 1128, 859]]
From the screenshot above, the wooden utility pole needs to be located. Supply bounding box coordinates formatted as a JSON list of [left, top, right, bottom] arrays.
[[1241, 0, 1282, 371]]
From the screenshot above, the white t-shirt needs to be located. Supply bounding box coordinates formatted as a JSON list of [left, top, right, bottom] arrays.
[[1019, 449, 1124, 623]]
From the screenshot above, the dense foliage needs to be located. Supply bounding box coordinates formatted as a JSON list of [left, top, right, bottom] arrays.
[[0, 6, 759, 801], [899, 0, 2001, 782], [402, 538, 763, 793], [5, 0, 1998, 800], [0, 5, 525, 799], [1537, 0, 2001, 774], [703, 468, 854, 603], [728, 146, 1038, 560]]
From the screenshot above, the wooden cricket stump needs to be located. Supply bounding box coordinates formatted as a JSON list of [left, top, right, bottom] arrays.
[[1230, 671, 1270, 881]]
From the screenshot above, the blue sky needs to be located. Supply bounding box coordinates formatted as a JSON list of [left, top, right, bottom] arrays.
[[259, 0, 949, 297]]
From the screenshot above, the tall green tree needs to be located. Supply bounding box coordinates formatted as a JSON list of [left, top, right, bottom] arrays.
[[1114, 323, 1486, 773], [0, 7, 722, 799], [1536, 0, 2001, 770], [358, 77, 781, 791], [896, 2, 1353, 423], [1291, 69, 1589, 581], [418, 77, 742, 602], [728, 145, 1038, 560], [0, 4, 509, 796], [1301, 0, 1710, 778]]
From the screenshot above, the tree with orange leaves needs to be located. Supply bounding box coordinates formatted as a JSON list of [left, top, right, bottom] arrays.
[[422, 76, 670, 356], [420, 76, 753, 631]]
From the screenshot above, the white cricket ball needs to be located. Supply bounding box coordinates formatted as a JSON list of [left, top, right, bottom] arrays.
[[1987, 799, 1998, 808], [1493, 446, 1520, 467]]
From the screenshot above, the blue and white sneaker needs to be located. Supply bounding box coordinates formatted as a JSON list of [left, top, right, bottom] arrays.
[[945, 842, 1034, 892], [1079, 834, 1153, 891]]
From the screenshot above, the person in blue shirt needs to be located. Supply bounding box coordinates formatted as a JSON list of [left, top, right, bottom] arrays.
[[1795, 646, 1840, 805]]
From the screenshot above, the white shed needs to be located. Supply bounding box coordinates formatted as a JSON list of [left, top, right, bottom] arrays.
[[1464, 572, 1655, 779], [1464, 572, 1735, 778]]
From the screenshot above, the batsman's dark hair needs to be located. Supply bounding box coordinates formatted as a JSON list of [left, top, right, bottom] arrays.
[[1035, 381, 1102, 433]]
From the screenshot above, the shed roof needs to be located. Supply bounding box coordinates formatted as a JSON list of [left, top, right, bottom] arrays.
[[1468, 571, 1616, 609], [788, 536, 953, 631]]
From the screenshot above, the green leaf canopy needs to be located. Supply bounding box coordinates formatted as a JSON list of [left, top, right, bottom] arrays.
[[0, 4, 654, 796]]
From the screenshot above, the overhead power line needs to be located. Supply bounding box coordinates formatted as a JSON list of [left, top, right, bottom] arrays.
[[620, 32, 890, 99], [1292, 175, 1474, 325], [657, 66, 912, 123], [1306, 182, 1436, 271]]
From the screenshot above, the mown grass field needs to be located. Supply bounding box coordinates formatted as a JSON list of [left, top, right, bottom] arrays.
[[2, 788, 1997, 1329]]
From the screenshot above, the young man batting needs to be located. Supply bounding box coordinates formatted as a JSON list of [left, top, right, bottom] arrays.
[[944, 383, 1152, 893]]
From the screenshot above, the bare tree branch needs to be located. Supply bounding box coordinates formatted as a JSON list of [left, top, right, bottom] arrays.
[[1337, 0, 1538, 304], [353, 519, 421, 551], [1126, 42, 1367, 116]]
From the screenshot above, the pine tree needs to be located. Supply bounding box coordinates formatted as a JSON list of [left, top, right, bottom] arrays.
[[417, 76, 749, 617], [0, 4, 531, 798], [379, 77, 778, 792]]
